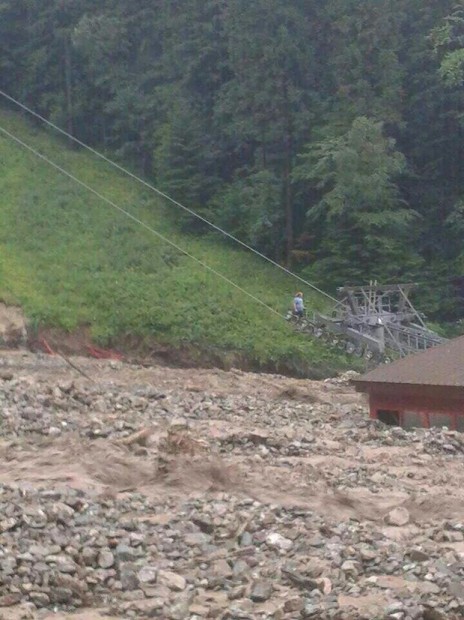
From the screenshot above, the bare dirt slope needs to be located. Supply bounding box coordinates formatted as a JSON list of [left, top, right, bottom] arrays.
[[0, 304, 27, 346], [0, 350, 463, 619]]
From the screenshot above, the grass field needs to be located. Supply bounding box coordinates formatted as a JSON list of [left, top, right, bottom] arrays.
[[0, 109, 354, 376]]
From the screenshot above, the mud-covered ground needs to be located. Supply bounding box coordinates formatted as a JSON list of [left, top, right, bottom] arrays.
[[1, 350, 464, 620]]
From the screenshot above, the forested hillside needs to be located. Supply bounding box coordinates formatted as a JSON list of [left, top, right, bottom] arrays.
[[0, 0, 463, 319]]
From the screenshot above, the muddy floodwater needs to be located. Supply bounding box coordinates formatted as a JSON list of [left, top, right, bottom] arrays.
[[0, 351, 463, 619]]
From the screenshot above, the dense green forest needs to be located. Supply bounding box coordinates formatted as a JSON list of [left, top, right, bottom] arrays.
[[0, 0, 463, 320]]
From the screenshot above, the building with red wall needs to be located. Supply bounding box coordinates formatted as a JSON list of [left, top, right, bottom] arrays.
[[353, 335, 464, 430]]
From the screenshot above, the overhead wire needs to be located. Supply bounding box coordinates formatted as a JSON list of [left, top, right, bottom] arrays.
[[0, 89, 338, 304], [0, 123, 284, 320]]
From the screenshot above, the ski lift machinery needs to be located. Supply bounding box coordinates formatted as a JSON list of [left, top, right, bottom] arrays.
[[292, 282, 447, 360]]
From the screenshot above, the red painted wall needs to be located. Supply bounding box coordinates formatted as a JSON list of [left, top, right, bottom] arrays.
[[369, 393, 464, 430]]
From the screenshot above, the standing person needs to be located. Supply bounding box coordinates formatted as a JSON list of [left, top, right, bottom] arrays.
[[293, 292, 305, 317]]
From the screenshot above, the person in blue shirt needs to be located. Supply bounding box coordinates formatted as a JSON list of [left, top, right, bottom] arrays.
[[293, 292, 305, 317]]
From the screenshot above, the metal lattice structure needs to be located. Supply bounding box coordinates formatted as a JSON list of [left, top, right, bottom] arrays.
[[288, 283, 447, 360]]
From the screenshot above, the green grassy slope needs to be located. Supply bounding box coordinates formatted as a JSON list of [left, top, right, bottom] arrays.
[[0, 110, 353, 376]]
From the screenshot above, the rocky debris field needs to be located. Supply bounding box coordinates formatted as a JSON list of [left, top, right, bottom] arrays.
[[1, 352, 464, 620]]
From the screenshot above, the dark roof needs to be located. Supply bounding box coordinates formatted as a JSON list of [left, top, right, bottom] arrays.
[[354, 335, 464, 388]]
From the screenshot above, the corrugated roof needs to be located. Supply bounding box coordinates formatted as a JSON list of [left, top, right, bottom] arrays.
[[354, 335, 464, 387]]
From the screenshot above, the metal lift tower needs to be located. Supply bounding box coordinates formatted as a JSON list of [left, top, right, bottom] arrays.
[[292, 283, 447, 360]]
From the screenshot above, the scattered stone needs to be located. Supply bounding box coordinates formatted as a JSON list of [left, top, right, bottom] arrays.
[[284, 597, 304, 613], [210, 559, 233, 579], [29, 592, 51, 607], [51, 587, 74, 604], [386, 507, 410, 527], [448, 581, 464, 599], [281, 567, 319, 590], [138, 565, 158, 585], [0, 517, 18, 533], [121, 564, 140, 590], [266, 532, 293, 551], [48, 501, 75, 523], [423, 608, 447, 620], [409, 548, 430, 562], [250, 581, 273, 602], [417, 581, 440, 595], [317, 577, 332, 594], [301, 602, 321, 618], [386, 602, 404, 614], [120, 427, 153, 447], [341, 560, 360, 577], [116, 543, 138, 561], [0, 593, 21, 606], [184, 532, 211, 546], [233, 559, 250, 578], [98, 550, 115, 568], [158, 570, 187, 591]]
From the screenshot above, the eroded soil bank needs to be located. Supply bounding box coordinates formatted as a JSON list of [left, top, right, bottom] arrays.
[[0, 303, 354, 379]]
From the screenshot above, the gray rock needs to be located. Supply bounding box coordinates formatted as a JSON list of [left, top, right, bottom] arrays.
[[386, 602, 404, 614], [250, 581, 273, 602], [419, 581, 440, 595], [423, 608, 447, 620], [386, 507, 410, 527], [284, 597, 304, 613], [360, 547, 377, 561], [448, 581, 464, 599], [29, 544, 51, 557], [233, 559, 249, 578], [409, 549, 430, 562], [98, 550, 115, 569], [168, 593, 193, 620], [301, 603, 320, 618], [48, 502, 75, 523], [281, 567, 319, 590], [341, 560, 361, 577], [157, 570, 186, 591], [29, 591, 51, 607], [120, 589, 145, 601], [116, 543, 138, 561], [51, 554, 78, 574], [0, 517, 18, 532], [209, 559, 233, 581], [137, 566, 158, 585], [50, 587, 74, 604], [1, 557, 18, 575], [0, 593, 22, 606], [82, 547, 98, 566], [266, 532, 293, 551], [129, 598, 165, 617], [121, 564, 141, 591], [22, 508, 47, 528], [184, 532, 211, 546], [408, 607, 425, 620]]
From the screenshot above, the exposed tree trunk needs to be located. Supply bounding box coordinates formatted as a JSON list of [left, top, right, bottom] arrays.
[[64, 36, 75, 147], [284, 141, 293, 267], [283, 80, 294, 268]]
